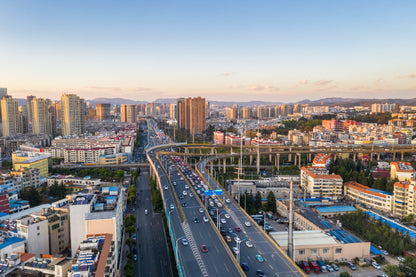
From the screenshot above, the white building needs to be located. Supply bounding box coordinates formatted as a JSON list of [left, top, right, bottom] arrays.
[[16, 215, 49, 255], [300, 166, 343, 199]]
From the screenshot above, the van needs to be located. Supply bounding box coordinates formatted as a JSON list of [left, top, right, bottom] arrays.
[[302, 261, 311, 273], [317, 260, 327, 272], [310, 261, 321, 274]]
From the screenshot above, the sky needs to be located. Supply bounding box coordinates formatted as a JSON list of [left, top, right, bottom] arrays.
[[1, 0, 416, 103]]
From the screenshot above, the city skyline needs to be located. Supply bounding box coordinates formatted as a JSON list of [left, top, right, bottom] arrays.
[[1, 1, 416, 102]]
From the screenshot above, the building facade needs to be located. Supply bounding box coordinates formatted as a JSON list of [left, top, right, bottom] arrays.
[[61, 94, 86, 136]]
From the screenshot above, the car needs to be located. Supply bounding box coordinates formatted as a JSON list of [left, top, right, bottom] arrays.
[[234, 236, 241, 243], [203, 216, 209, 222], [194, 217, 199, 223], [144, 209, 148, 215], [164, 185, 168, 190], [372, 262, 381, 270], [182, 191, 187, 195], [217, 203, 222, 208], [255, 254, 264, 262], [170, 204, 175, 210], [182, 238, 189, 246], [173, 181, 177, 186], [132, 234, 137, 240], [244, 221, 251, 227], [180, 177, 184, 180], [133, 247, 137, 254], [256, 270, 266, 277], [133, 254, 137, 261], [226, 235, 232, 242], [201, 245, 208, 253], [182, 202, 187, 207], [398, 256, 405, 262], [348, 262, 356, 270], [185, 185, 189, 189], [326, 264, 334, 272], [331, 264, 339, 271], [224, 213, 230, 219], [245, 240, 253, 247], [235, 227, 241, 232], [221, 218, 226, 224], [199, 208, 204, 213], [241, 262, 249, 271], [226, 198, 231, 203], [232, 247, 239, 255], [189, 193, 194, 197], [228, 228, 233, 235], [221, 230, 227, 236], [382, 250, 389, 255], [179, 195, 184, 199], [132, 208, 135, 212]]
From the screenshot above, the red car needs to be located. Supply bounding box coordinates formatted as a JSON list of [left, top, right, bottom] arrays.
[[235, 227, 241, 232], [201, 245, 208, 253]]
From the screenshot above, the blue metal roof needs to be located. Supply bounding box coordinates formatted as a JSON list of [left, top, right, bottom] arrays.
[[0, 237, 24, 250], [317, 206, 356, 213], [367, 188, 393, 195]]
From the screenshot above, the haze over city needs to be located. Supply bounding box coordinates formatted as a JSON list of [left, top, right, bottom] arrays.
[[1, 0, 416, 102]]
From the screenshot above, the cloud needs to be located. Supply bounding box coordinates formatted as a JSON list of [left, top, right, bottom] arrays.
[[88, 86, 122, 91], [313, 80, 333, 86], [227, 85, 234, 89], [299, 79, 308, 85], [128, 87, 152, 92], [373, 78, 384, 85], [248, 85, 279, 91], [220, 72, 235, 77], [398, 72, 416, 79], [88, 86, 152, 92]]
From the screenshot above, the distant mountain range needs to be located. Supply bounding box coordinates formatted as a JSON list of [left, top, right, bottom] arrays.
[[14, 96, 416, 107]]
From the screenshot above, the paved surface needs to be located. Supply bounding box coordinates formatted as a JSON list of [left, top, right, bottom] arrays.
[[197, 158, 305, 277], [134, 169, 173, 277], [307, 265, 387, 276]]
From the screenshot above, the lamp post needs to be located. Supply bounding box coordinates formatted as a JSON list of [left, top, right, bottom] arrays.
[[235, 235, 242, 264], [175, 235, 185, 264]]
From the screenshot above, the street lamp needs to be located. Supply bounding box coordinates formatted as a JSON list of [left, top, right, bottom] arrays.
[[235, 235, 242, 264], [175, 235, 185, 264], [168, 165, 175, 180]]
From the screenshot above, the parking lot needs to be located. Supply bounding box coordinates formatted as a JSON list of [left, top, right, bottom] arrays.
[[307, 265, 387, 276]]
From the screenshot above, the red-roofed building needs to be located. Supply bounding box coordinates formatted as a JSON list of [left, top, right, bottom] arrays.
[[390, 162, 415, 181], [312, 154, 333, 169], [344, 181, 393, 212], [300, 166, 343, 199], [393, 181, 415, 217]]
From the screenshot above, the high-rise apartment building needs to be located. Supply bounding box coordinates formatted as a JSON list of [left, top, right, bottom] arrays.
[[61, 93, 86, 136], [226, 107, 238, 121], [120, 104, 136, 123], [26, 95, 36, 125], [177, 97, 206, 135], [32, 98, 52, 135], [1, 96, 22, 136], [96, 103, 111, 121]]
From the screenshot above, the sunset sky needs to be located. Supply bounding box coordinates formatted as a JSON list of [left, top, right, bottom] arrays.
[[1, 0, 416, 102]]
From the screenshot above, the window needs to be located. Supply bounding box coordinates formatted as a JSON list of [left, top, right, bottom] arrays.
[[323, 248, 330, 254], [310, 249, 318, 255], [335, 248, 342, 254], [298, 249, 305, 255]]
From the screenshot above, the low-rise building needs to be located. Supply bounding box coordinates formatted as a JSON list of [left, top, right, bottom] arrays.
[[393, 181, 415, 217], [300, 166, 343, 199], [12, 151, 51, 177], [312, 153, 333, 169], [99, 153, 128, 165], [19, 255, 72, 277], [16, 215, 49, 255], [390, 162, 415, 181], [344, 181, 394, 212]]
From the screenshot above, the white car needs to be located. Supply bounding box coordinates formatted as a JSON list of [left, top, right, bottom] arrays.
[[217, 203, 222, 208], [372, 262, 381, 270], [244, 221, 251, 227], [185, 185, 189, 189], [189, 193, 194, 197], [326, 265, 334, 272], [221, 218, 226, 224], [182, 191, 187, 195], [234, 236, 241, 243], [224, 214, 230, 219], [199, 208, 204, 213], [245, 240, 253, 248], [203, 216, 209, 222], [398, 256, 405, 262], [170, 204, 174, 210], [164, 185, 168, 190], [225, 198, 231, 203], [232, 247, 239, 255]]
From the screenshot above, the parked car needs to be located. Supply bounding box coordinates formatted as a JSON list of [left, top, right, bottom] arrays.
[[326, 264, 334, 272], [348, 262, 356, 271], [331, 264, 339, 271], [317, 260, 327, 272], [301, 261, 311, 273], [310, 261, 321, 274], [372, 262, 381, 270]]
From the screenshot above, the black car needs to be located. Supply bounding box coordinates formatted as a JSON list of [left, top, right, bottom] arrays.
[[256, 270, 266, 277], [133, 247, 137, 254], [182, 202, 187, 207], [194, 217, 199, 223]]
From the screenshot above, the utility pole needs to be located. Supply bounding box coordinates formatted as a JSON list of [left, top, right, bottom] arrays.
[[288, 180, 294, 260]]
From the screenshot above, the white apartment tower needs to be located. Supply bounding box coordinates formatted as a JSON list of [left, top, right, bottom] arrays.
[[61, 93, 86, 136]]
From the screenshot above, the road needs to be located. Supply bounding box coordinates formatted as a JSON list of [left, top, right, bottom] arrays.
[[197, 158, 305, 277], [134, 169, 173, 277]]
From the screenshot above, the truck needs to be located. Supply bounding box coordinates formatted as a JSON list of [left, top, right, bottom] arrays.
[[310, 261, 321, 274], [301, 261, 311, 273], [317, 260, 327, 273]]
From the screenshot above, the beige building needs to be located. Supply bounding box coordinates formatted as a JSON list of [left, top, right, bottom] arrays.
[[271, 230, 370, 262], [120, 104, 136, 123], [32, 207, 70, 255], [1, 96, 21, 136], [390, 162, 415, 181], [17, 215, 49, 255], [344, 181, 393, 212], [96, 103, 111, 121], [300, 166, 343, 199], [177, 97, 206, 134], [393, 181, 415, 217], [61, 93, 86, 136], [32, 98, 52, 135]]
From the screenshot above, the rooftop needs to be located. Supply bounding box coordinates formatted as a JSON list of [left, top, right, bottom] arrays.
[[270, 230, 338, 247], [316, 206, 357, 213]]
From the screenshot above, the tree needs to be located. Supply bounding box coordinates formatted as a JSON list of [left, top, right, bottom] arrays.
[[254, 192, 262, 211], [124, 215, 136, 227], [20, 187, 42, 206], [116, 170, 124, 178], [399, 256, 416, 277], [264, 191, 277, 213], [384, 264, 406, 277], [125, 225, 136, 237], [339, 272, 352, 277]]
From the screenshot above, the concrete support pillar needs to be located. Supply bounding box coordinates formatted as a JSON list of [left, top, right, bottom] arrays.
[[393, 152, 396, 161], [294, 153, 297, 166], [250, 155, 253, 165], [257, 147, 260, 175], [276, 154, 280, 171], [269, 153, 272, 163], [401, 152, 404, 161], [218, 158, 221, 172], [211, 147, 214, 155], [308, 153, 312, 163], [298, 153, 301, 168], [223, 158, 226, 174], [377, 152, 380, 161], [288, 154, 292, 162], [185, 148, 189, 154], [200, 149, 202, 154], [353, 153, 356, 162], [210, 161, 214, 175], [370, 152, 373, 161]]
